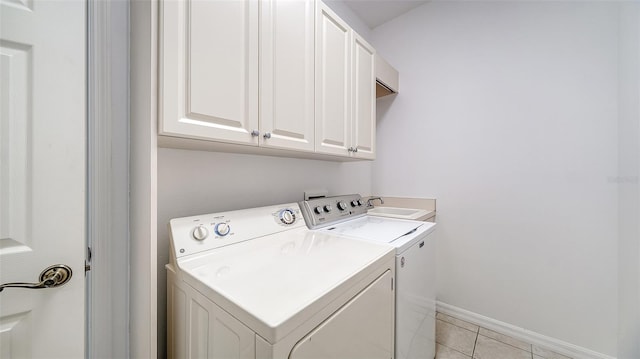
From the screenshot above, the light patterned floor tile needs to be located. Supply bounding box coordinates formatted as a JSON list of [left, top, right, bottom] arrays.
[[437, 312, 480, 333], [533, 345, 572, 359], [473, 335, 532, 359], [436, 319, 478, 356], [436, 344, 472, 359], [478, 327, 531, 352]]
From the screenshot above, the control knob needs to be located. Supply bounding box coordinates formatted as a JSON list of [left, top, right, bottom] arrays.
[[192, 225, 208, 241], [314, 206, 323, 214], [350, 200, 358, 207], [279, 209, 296, 225], [357, 199, 364, 206], [337, 201, 347, 211], [214, 222, 231, 236], [323, 204, 332, 213]]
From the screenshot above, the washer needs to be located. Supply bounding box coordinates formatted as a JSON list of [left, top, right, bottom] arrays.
[[166, 202, 396, 359], [300, 194, 437, 359]]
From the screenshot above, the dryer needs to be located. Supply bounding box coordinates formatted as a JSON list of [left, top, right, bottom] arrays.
[[166, 202, 396, 359], [300, 194, 437, 359]]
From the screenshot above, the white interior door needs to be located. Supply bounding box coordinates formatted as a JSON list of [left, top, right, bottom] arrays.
[[0, 1, 86, 358]]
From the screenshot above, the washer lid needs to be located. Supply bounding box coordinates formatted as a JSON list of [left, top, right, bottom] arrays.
[[176, 226, 394, 343], [320, 216, 424, 244]]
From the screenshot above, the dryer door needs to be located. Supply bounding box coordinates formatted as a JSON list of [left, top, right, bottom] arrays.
[[289, 270, 394, 359]]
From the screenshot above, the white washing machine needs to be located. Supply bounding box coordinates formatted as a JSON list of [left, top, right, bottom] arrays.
[[300, 194, 437, 359], [166, 202, 396, 359]]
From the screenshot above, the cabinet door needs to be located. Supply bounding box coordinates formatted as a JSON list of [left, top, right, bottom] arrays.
[[315, 1, 351, 156], [160, 0, 259, 145], [351, 33, 376, 159], [260, 0, 315, 152], [168, 271, 256, 359]]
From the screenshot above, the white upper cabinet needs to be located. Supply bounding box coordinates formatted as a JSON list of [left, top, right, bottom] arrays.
[[315, 1, 352, 156], [260, 0, 315, 152], [160, 0, 259, 145], [351, 33, 376, 159], [315, 2, 376, 159], [159, 0, 377, 160]]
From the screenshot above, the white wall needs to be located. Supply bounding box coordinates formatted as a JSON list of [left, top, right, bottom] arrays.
[[372, 2, 619, 355], [156, 149, 372, 358], [617, 3, 640, 359]]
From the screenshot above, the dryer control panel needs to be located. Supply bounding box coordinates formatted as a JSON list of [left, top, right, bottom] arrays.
[[169, 203, 305, 259], [299, 194, 369, 229]]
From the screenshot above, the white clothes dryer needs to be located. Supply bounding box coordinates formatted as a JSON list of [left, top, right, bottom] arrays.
[[300, 194, 437, 359], [166, 202, 396, 359]]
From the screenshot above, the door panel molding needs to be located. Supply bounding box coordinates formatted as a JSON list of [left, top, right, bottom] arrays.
[[0, 40, 33, 255]]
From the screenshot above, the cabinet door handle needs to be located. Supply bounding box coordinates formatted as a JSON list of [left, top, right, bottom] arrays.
[[263, 132, 271, 139], [251, 130, 259, 137]]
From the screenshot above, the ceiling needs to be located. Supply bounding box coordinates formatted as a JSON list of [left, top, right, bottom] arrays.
[[339, 0, 430, 28]]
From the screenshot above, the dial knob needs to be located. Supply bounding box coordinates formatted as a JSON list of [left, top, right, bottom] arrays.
[[351, 200, 358, 207], [323, 204, 332, 213], [214, 222, 231, 236], [357, 199, 364, 206], [337, 202, 347, 211], [314, 206, 323, 214], [279, 209, 296, 225], [192, 225, 208, 241]]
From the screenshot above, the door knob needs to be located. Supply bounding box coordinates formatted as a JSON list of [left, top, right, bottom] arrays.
[[0, 264, 72, 292]]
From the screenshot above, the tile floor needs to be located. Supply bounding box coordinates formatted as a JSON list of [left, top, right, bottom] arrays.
[[435, 312, 573, 359]]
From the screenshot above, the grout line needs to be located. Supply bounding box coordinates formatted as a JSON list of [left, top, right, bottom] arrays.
[[436, 318, 478, 357], [438, 312, 480, 333], [438, 341, 473, 358], [477, 328, 533, 353], [441, 313, 537, 356], [477, 332, 536, 358], [437, 318, 478, 335], [471, 331, 479, 358], [439, 312, 574, 359]]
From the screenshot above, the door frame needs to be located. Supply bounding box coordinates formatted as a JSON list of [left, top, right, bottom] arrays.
[[130, 0, 159, 357], [87, 0, 130, 357]]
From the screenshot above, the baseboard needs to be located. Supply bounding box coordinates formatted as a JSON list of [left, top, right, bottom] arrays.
[[436, 301, 616, 359]]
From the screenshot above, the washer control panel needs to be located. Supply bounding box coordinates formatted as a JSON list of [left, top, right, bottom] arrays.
[[170, 203, 304, 258], [299, 194, 368, 229]]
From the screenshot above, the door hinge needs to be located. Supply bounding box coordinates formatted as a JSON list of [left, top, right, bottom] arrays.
[[85, 247, 92, 274]]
